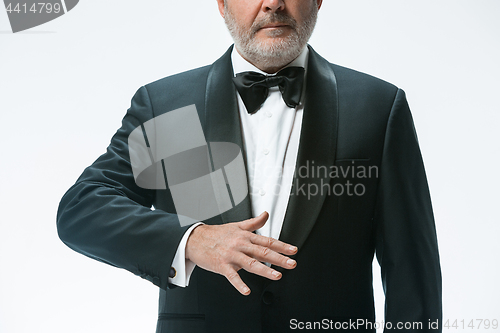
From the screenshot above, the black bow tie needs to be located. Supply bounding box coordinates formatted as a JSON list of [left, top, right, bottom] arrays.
[[232, 66, 305, 114]]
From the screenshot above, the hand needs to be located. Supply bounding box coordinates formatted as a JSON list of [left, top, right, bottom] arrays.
[[185, 211, 298, 295]]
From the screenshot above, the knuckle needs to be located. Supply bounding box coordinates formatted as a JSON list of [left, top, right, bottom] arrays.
[[267, 238, 275, 247], [248, 233, 258, 244], [226, 271, 239, 281], [247, 258, 258, 268], [218, 248, 230, 260], [228, 236, 244, 249], [214, 259, 226, 274], [261, 247, 271, 257]]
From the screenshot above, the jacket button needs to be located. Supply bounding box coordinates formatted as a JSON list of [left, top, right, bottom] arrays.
[[152, 276, 160, 286], [262, 291, 273, 305]]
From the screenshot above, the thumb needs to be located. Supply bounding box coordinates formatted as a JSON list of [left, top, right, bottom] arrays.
[[238, 211, 269, 232]]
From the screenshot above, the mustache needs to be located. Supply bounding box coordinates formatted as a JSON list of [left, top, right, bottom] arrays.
[[251, 12, 298, 33]]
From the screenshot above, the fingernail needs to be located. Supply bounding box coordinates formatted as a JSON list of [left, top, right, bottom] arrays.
[[287, 259, 296, 266], [289, 246, 297, 252], [272, 270, 281, 278], [243, 287, 250, 294]]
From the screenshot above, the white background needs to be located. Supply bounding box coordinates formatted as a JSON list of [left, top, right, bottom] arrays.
[[1, 1, 499, 332]]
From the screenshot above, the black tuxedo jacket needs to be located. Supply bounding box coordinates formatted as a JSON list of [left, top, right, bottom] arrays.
[[57, 45, 442, 332]]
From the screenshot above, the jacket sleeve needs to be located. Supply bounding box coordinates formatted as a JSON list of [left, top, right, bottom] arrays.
[[56, 86, 190, 291], [374, 89, 442, 332]]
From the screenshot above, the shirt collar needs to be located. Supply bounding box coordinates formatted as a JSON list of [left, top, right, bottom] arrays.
[[231, 45, 309, 76]]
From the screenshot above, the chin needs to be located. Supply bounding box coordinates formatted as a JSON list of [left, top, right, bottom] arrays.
[[253, 38, 303, 63], [233, 31, 306, 71]]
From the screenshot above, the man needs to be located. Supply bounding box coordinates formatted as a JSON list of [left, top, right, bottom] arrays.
[[57, 0, 442, 332]]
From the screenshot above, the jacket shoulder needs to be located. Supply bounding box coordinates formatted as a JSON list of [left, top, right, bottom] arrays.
[[330, 63, 399, 98], [145, 66, 211, 91], [141, 66, 212, 115]]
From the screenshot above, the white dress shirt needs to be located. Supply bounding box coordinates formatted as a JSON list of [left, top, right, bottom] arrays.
[[168, 47, 309, 287]]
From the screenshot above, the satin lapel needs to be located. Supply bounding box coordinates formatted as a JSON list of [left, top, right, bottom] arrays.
[[203, 46, 253, 225], [277, 46, 339, 252]]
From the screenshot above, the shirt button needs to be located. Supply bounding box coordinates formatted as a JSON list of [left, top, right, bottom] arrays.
[[265, 112, 272, 118], [263, 149, 270, 155], [259, 189, 266, 196]]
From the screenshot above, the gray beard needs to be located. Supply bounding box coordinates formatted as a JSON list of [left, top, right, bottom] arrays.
[[224, 4, 318, 71]]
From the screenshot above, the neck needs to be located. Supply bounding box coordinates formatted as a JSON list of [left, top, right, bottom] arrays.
[[235, 48, 294, 74]]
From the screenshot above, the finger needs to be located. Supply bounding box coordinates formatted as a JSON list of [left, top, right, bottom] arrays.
[[243, 244, 297, 270], [238, 211, 269, 232], [233, 252, 284, 281], [222, 266, 251, 296], [249, 233, 298, 256]]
